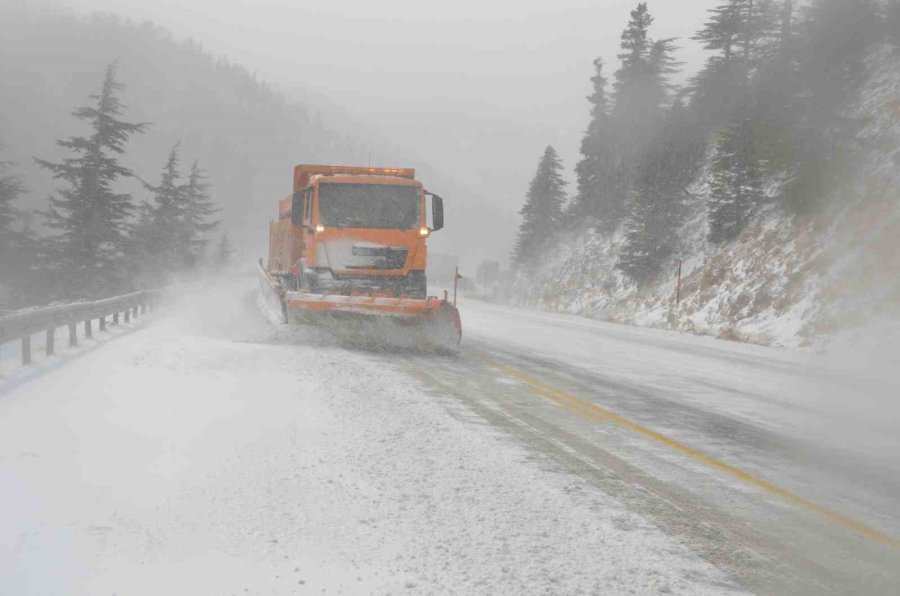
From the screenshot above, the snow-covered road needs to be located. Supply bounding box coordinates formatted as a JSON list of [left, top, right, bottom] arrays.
[[413, 299, 900, 594], [1, 276, 898, 594]]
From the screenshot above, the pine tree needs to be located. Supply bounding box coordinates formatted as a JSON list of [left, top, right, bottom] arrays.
[[693, 1, 743, 61], [592, 3, 677, 232], [215, 232, 235, 269], [179, 160, 220, 268], [707, 114, 766, 243], [0, 157, 24, 242], [571, 58, 615, 222], [614, 3, 658, 126], [801, 0, 881, 103], [690, 1, 778, 127], [129, 199, 156, 281], [777, 0, 880, 214], [753, 0, 801, 171], [512, 146, 567, 269], [0, 152, 45, 308], [615, 3, 654, 94], [739, 1, 779, 73], [144, 143, 185, 275], [618, 99, 706, 283], [648, 38, 682, 109], [35, 63, 148, 297], [0, 156, 26, 304]]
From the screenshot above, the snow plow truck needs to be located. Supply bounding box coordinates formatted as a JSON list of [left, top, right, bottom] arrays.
[[259, 165, 462, 350]]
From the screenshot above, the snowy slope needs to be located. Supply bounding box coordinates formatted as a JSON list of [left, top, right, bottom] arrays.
[[0, 278, 742, 595], [502, 44, 900, 348]]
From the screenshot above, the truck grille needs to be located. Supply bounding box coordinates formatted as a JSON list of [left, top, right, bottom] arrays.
[[349, 246, 408, 269]]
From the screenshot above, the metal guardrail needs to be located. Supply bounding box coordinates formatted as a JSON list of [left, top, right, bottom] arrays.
[[0, 290, 162, 366]]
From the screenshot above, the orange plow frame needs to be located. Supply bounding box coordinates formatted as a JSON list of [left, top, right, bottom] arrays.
[[285, 293, 448, 317], [258, 256, 462, 351], [284, 292, 462, 350]]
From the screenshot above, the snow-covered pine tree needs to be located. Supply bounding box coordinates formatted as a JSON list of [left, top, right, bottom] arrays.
[[144, 143, 186, 277], [215, 232, 235, 269], [618, 98, 706, 284], [707, 114, 766, 244], [36, 63, 148, 297], [571, 58, 615, 223], [179, 160, 220, 268], [512, 146, 567, 269]]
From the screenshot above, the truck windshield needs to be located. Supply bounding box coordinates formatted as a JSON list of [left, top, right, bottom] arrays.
[[318, 184, 420, 229]]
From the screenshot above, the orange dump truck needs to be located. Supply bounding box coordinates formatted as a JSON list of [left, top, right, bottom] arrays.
[[259, 165, 462, 350]]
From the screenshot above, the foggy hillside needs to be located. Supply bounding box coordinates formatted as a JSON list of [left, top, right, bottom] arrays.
[[0, 7, 511, 275], [502, 0, 900, 348], [0, 9, 369, 257]]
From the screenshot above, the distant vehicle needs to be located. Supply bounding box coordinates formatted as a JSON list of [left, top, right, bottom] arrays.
[[259, 165, 462, 350]]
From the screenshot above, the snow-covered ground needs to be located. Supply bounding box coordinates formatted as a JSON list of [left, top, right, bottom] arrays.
[[0, 278, 743, 595], [463, 299, 900, 464]]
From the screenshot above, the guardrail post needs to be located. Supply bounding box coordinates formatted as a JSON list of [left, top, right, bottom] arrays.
[[22, 336, 31, 365], [1, 290, 162, 369]]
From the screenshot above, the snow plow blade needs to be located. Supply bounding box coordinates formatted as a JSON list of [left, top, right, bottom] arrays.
[[258, 259, 461, 351], [257, 260, 288, 324], [284, 292, 462, 352]]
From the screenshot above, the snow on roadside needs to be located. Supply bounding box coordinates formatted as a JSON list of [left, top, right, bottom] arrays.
[[0, 279, 744, 595], [0, 314, 150, 381], [497, 43, 900, 350]]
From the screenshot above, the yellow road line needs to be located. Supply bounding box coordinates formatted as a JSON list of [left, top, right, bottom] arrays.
[[479, 354, 899, 548]]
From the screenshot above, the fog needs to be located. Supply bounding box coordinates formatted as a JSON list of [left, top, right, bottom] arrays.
[[3, 1, 900, 591], [49, 0, 712, 266]]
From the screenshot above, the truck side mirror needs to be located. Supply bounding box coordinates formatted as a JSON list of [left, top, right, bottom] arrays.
[[431, 194, 444, 231], [291, 191, 304, 226]]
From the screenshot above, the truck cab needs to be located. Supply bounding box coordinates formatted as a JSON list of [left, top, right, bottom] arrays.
[[268, 165, 444, 299]]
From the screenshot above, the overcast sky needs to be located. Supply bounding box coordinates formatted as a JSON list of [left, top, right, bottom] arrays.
[[51, 0, 715, 264]]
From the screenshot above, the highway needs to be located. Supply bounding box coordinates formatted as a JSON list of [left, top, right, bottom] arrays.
[[405, 299, 900, 594], [1, 275, 898, 594]]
